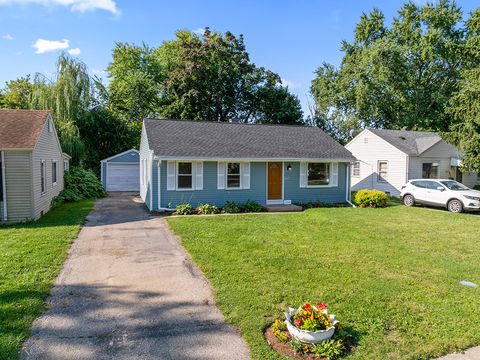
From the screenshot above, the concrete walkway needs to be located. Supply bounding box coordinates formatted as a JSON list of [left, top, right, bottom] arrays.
[[436, 347, 480, 360], [21, 193, 250, 360]]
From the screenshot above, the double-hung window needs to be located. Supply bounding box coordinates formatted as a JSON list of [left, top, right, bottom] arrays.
[[52, 160, 58, 186], [40, 160, 46, 194], [377, 161, 388, 182], [227, 162, 241, 189], [177, 162, 193, 189], [307, 163, 330, 186], [422, 162, 438, 179], [352, 161, 360, 177]]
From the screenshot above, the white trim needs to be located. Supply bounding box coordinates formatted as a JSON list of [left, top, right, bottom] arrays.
[[266, 161, 284, 204], [176, 161, 195, 191], [226, 162, 242, 190], [149, 151, 153, 208], [306, 162, 336, 188], [157, 161, 161, 210], [154, 155, 353, 163], [217, 162, 226, 190], [52, 160, 58, 186], [40, 159, 46, 196], [100, 149, 139, 162], [1, 151, 7, 221], [377, 160, 388, 183]]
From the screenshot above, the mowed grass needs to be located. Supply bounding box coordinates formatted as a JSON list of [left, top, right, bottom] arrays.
[[167, 206, 480, 360], [0, 200, 94, 359]]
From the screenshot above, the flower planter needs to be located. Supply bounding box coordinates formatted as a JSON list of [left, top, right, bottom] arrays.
[[284, 307, 337, 344]]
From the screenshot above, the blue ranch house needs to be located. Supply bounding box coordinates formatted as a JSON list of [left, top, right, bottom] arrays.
[[139, 119, 356, 210]]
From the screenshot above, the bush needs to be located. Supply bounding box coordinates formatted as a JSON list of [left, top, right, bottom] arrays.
[[474, 185, 480, 191], [352, 189, 388, 208], [52, 167, 106, 206], [196, 203, 219, 215], [175, 203, 193, 215], [240, 200, 263, 213], [223, 201, 241, 213]]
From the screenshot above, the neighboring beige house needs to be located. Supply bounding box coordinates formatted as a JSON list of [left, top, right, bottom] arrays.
[[0, 110, 68, 223], [345, 128, 479, 197]]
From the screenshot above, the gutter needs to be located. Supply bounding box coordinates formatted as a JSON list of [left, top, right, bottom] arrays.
[[345, 162, 356, 208], [1, 151, 7, 221]]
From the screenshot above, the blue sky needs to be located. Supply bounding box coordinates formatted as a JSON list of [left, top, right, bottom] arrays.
[[0, 0, 478, 114]]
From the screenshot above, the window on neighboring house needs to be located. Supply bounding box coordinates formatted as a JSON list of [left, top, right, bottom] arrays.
[[422, 162, 439, 179], [377, 161, 388, 182], [352, 162, 360, 177], [307, 163, 330, 186], [52, 161, 58, 185], [63, 160, 69, 172], [177, 162, 193, 189], [227, 162, 241, 188], [40, 160, 46, 194]]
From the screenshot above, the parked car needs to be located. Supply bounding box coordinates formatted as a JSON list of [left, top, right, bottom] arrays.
[[401, 179, 480, 213]]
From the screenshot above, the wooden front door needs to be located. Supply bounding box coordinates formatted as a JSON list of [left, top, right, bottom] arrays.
[[268, 162, 283, 200]]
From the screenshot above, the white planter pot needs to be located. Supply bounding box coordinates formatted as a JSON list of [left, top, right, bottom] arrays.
[[284, 307, 337, 344]]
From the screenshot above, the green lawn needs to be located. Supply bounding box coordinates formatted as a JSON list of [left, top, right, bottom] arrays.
[[0, 200, 94, 359], [167, 206, 480, 360]]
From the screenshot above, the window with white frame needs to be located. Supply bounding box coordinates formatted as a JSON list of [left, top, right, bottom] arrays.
[[63, 160, 69, 172], [352, 161, 360, 177], [177, 162, 193, 189], [226, 162, 241, 188], [422, 162, 439, 179], [377, 161, 388, 182], [307, 163, 330, 186], [52, 160, 58, 185], [40, 160, 46, 194]]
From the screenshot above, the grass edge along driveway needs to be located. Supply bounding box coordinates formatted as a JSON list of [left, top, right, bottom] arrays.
[[0, 199, 94, 359], [167, 206, 480, 360]]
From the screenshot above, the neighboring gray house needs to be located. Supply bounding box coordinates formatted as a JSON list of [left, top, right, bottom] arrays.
[[0, 110, 68, 223], [139, 119, 356, 210], [100, 149, 140, 192], [345, 128, 479, 197]]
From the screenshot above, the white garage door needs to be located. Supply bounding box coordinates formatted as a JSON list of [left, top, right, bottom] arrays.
[[106, 163, 140, 192]]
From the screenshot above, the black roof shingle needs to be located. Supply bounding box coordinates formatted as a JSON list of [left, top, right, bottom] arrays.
[[144, 119, 355, 161]]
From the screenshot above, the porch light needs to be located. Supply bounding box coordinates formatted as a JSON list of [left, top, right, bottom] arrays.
[[287, 164, 292, 171]]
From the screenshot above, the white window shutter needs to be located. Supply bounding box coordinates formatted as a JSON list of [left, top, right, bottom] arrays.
[[300, 162, 307, 188], [241, 162, 250, 189], [331, 162, 338, 187], [167, 161, 176, 190], [195, 161, 203, 190], [217, 162, 226, 189]]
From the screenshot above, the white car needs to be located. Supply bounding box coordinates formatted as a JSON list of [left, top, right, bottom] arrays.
[[400, 179, 480, 213]]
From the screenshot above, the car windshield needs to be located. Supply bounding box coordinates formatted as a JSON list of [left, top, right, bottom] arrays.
[[440, 180, 469, 190]]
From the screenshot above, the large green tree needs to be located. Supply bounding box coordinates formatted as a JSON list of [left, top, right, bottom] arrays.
[[108, 29, 304, 124], [0, 76, 33, 109], [445, 9, 480, 171], [311, 0, 467, 143]]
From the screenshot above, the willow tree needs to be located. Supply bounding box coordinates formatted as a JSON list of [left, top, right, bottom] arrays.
[[29, 54, 98, 164]]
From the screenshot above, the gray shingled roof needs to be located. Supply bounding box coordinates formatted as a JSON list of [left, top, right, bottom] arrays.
[[144, 119, 355, 161], [368, 128, 442, 156]]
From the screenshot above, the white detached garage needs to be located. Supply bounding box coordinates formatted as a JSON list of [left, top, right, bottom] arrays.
[[101, 149, 140, 192]]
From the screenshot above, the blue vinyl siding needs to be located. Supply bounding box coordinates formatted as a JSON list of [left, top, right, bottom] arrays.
[[154, 161, 348, 209], [284, 162, 347, 204], [107, 150, 140, 163], [160, 161, 266, 208]]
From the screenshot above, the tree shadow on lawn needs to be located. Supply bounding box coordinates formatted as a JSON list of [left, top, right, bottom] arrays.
[[15, 284, 243, 360]]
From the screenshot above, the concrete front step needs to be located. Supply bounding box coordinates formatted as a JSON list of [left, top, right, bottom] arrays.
[[265, 204, 303, 212]]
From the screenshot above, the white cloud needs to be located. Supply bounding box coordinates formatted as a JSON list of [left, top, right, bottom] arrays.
[[0, 0, 120, 15], [32, 38, 69, 54], [281, 78, 298, 89], [193, 27, 206, 35], [67, 47, 81, 55], [2, 33, 13, 40]]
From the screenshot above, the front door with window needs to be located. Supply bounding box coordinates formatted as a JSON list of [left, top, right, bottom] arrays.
[[267, 162, 283, 201]]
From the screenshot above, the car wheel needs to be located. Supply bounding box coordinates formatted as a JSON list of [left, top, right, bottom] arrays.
[[447, 199, 463, 213], [403, 194, 415, 207]]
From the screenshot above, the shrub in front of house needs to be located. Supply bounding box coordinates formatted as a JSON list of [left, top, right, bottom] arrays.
[[52, 167, 106, 206], [196, 203, 219, 215], [175, 203, 193, 215], [239, 200, 264, 213], [223, 201, 241, 213], [352, 189, 388, 208]]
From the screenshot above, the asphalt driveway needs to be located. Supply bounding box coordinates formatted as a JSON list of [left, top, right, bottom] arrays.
[[21, 193, 250, 360]]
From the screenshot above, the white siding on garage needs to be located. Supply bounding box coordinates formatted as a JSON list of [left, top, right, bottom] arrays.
[[106, 163, 140, 191], [345, 129, 408, 197]]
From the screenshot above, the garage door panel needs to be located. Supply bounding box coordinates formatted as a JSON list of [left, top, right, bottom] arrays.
[[107, 164, 140, 192]]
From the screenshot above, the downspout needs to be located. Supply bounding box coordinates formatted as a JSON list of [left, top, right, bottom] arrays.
[[1, 151, 7, 221], [157, 160, 161, 210], [345, 162, 356, 207], [149, 150, 154, 211]]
